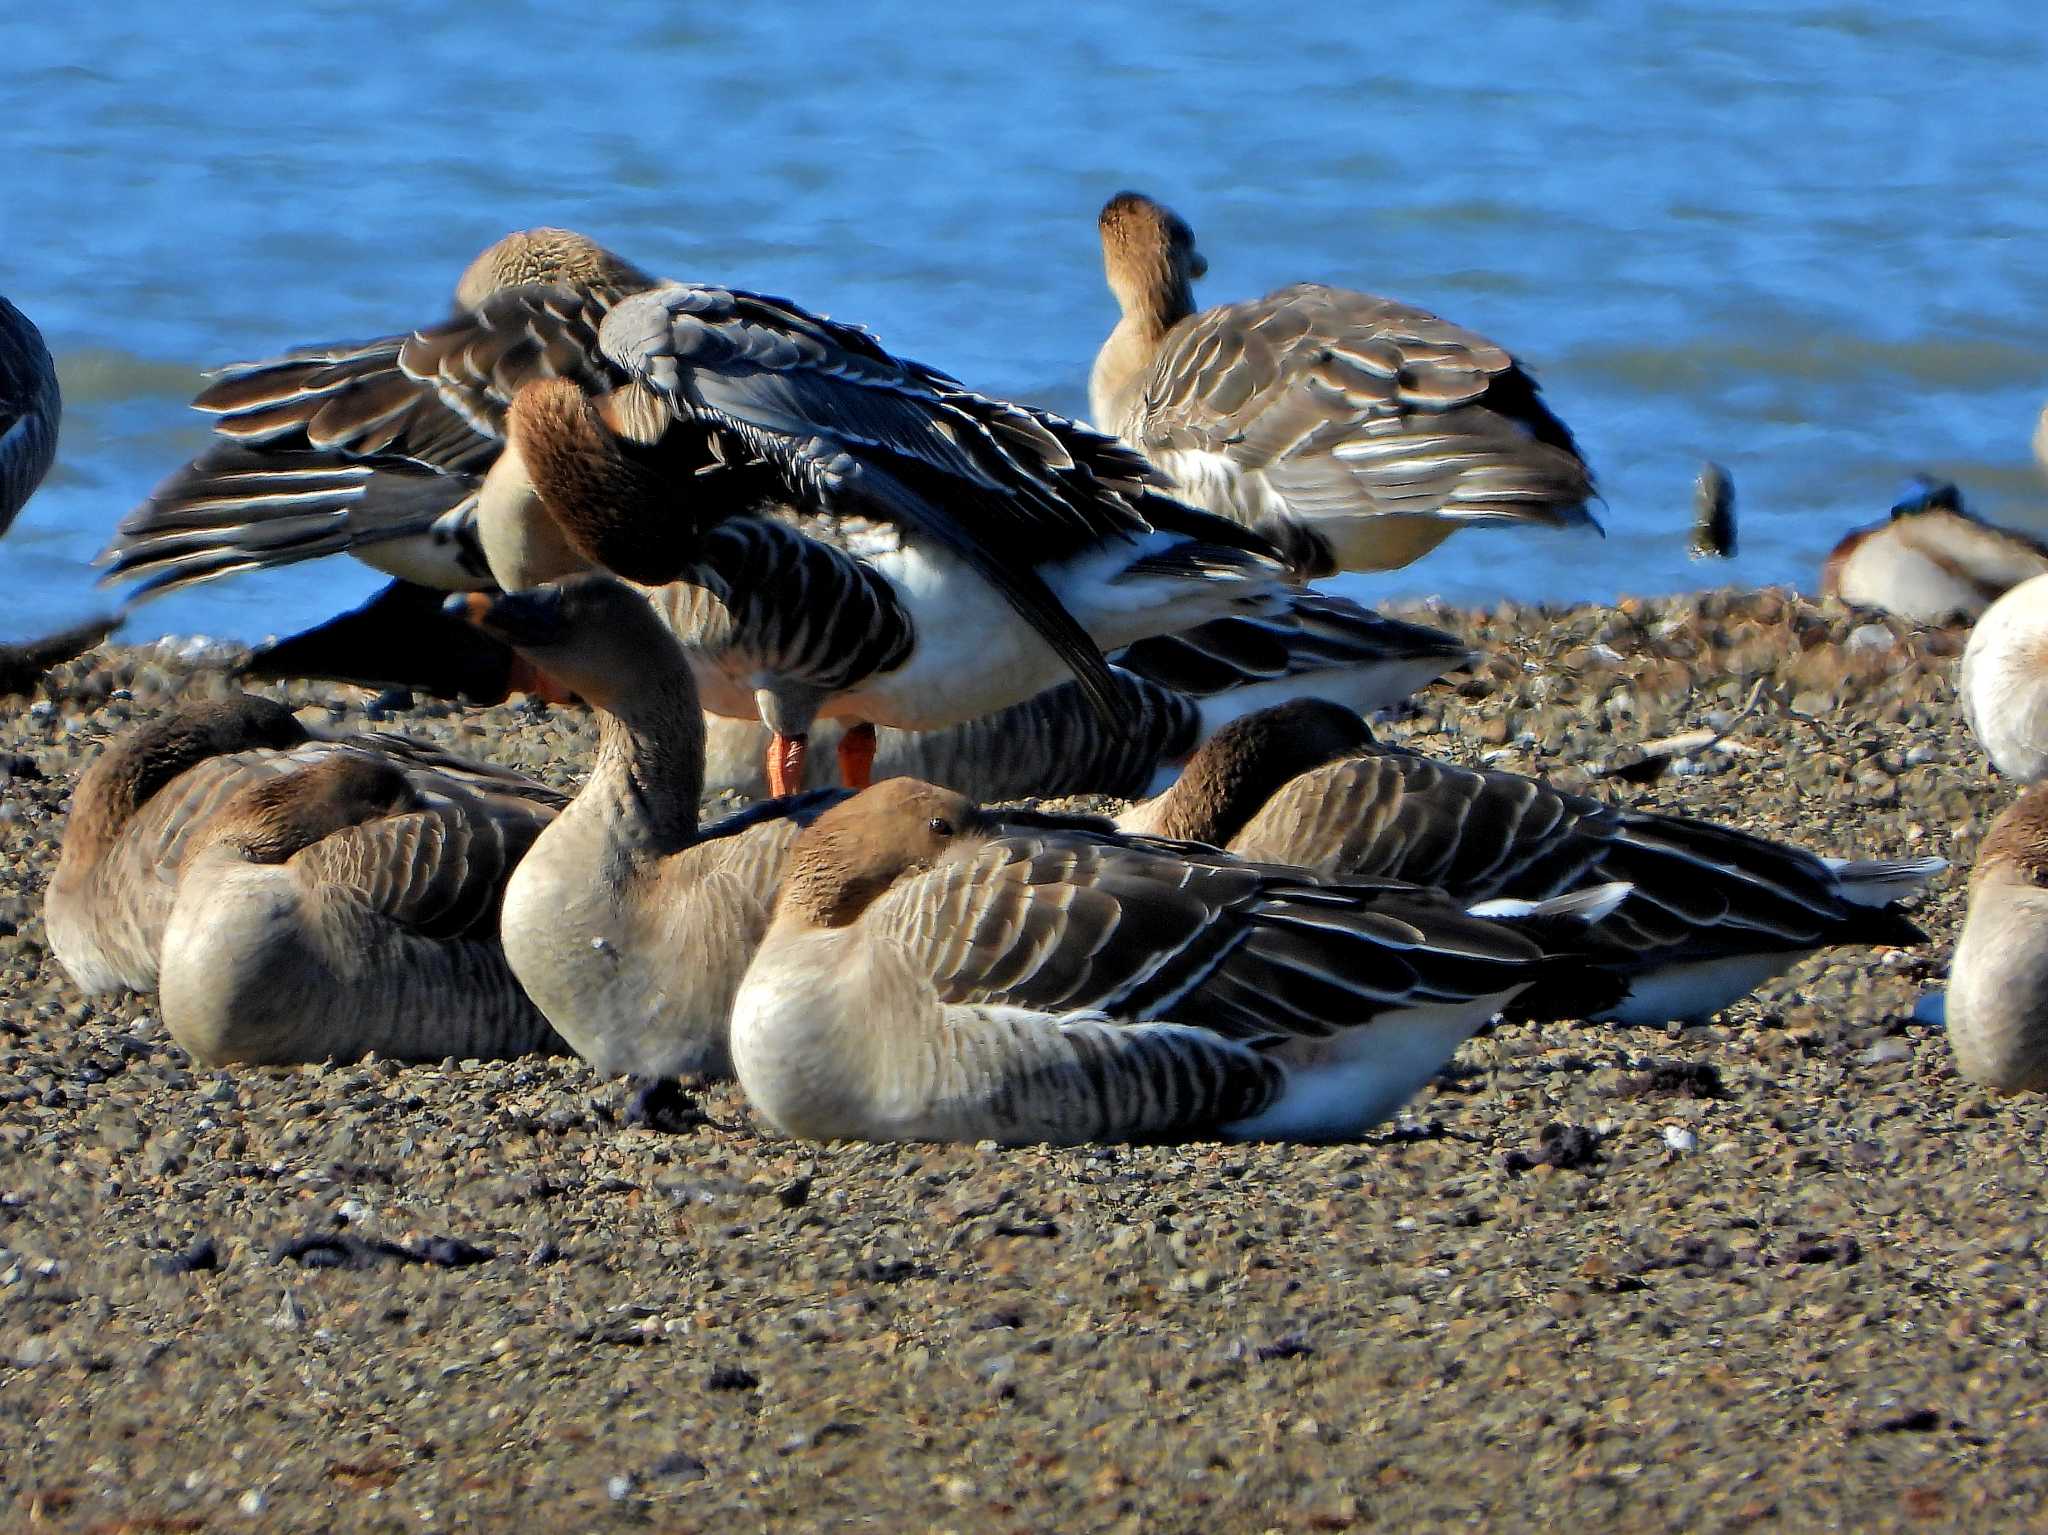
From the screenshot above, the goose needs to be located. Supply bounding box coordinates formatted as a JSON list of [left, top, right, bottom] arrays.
[[1821, 480, 2048, 625], [1944, 783, 2048, 1091], [103, 227, 656, 595], [108, 233, 1295, 794], [1116, 699, 1944, 1025], [1088, 192, 1598, 577], [729, 776, 1628, 1146], [1, 293, 61, 537], [482, 295, 1288, 794], [47, 692, 563, 1065], [452, 574, 832, 1089], [1960, 571, 2048, 780]]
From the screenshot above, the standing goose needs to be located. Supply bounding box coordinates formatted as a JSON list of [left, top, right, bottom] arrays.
[[730, 777, 1627, 1146], [103, 228, 656, 597], [0, 294, 61, 538], [47, 693, 564, 1065], [110, 236, 1293, 793], [1117, 699, 1943, 1024], [496, 294, 1288, 791], [1089, 192, 1598, 577]]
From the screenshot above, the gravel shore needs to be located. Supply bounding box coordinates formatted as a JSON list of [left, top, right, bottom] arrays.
[[3, 589, 2040, 1533]]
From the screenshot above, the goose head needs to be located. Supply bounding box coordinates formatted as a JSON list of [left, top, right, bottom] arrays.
[[453, 227, 654, 312], [452, 573, 685, 714], [776, 778, 981, 929], [1149, 698, 1375, 845], [192, 753, 416, 867], [1098, 191, 1206, 323], [497, 378, 703, 587]]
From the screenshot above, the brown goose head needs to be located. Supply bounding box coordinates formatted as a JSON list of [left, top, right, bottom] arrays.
[[1976, 783, 2048, 891], [777, 778, 982, 929], [68, 693, 308, 858], [1148, 698, 1375, 845], [1098, 191, 1206, 326], [452, 227, 655, 312], [193, 753, 417, 867], [502, 378, 705, 586]]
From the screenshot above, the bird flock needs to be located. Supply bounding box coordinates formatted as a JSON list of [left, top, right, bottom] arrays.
[[17, 187, 2044, 1145]]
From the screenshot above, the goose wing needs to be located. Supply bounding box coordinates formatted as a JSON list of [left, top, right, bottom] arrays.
[[1231, 749, 1608, 895], [288, 764, 555, 941], [103, 282, 629, 596], [599, 283, 1276, 719], [862, 828, 1552, 1041], [1134, 283, 1595, 555]]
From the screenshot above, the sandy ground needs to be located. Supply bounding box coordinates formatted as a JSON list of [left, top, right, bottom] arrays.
[[2, 589, 2042, 1533]]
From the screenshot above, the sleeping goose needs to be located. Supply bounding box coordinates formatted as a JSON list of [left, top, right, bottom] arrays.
[[1, 294, 60, 537], [47, 693, 563, 1064], [103, 227, 656, 596], [729, 777, 1627, 1146], [1089, 192, 1598, 577], [1821, 480, 2048, 625], [1116, 699, 1944, 1025], [1945, 782, 2048, 1091]]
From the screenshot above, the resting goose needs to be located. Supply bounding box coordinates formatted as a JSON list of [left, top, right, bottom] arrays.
[[1117, 699, 1944, 1025], [1089, 192, 1598, 577], [1960, 571, 2048, 780], [103, 227, 656, 596], [1821, 480, 2048, 625], [47, 693, 563, 1064], [1, 294, 60, 537], [730, 777, 1626, 1145], [1945, 784, 2048, 1091], [454, 575, 830, 1086]]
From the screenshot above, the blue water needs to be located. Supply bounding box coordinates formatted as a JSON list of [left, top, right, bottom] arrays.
[[7, 1, 2048, 641]]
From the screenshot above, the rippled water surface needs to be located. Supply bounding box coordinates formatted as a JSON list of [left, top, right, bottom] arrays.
[[7, 2, 2048, 640]]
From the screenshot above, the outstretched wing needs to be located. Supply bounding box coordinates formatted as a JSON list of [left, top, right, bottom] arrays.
[[103, 282, 628, 597], [600, 284, 1278, 720]]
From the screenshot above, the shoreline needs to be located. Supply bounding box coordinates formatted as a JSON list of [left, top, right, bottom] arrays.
[[3, 587, 2036, 1532]]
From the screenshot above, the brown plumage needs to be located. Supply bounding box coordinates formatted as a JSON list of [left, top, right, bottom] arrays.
[[734, 777, 1626, 1145], [47, 692, 565, 1065], [1121, 699, 1942, 1024], [1090, 191, 1598, 577]]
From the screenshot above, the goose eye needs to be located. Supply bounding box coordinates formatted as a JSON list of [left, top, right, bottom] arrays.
[[928, 817, 954, 837]]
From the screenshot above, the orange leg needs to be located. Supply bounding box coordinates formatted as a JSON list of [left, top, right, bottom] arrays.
[[767, 733, 809, 798], [837, 722, 878, 790], [505, 654, 582, 706]]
